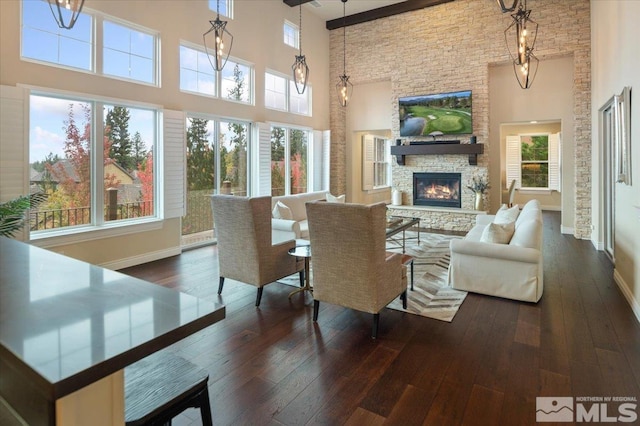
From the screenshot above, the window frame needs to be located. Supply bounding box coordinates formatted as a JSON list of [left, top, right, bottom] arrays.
[[265, 70, 312, 116], [27, 88, 162, 243], [283, 20, 299, 49], [208, 0, 233, 19], [519, 133, 550, 189], [102, 17, 160, 86], [20, 1, 161, 88], [269, 124, 311, 196], [179, 41, 254, 105]]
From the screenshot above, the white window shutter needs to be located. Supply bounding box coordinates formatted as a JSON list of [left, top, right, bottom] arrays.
[[255, 122, 272, 196], [322, 130, 330, 191], [548, 132, 561, 191], [163, 110, 186, 219], [505, 135, 521, 189], [362, 134, 374, 191]]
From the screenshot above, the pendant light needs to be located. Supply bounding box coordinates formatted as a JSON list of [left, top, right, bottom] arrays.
[[48, 0, 85, 30], [292, 1, 310, 94], [504, 0, 538, 89], [335, 0, 353, 107], [203, 0, 234, 72]]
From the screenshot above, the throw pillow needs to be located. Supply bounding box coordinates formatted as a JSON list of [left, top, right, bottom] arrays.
[[480, 221, 515, 244], [494, 205, 519, 224], [272, 201, 293, 220], [326, 193, 346, 203]]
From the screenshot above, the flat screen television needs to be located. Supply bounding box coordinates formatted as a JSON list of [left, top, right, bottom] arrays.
[[399, 90, 472, 137]]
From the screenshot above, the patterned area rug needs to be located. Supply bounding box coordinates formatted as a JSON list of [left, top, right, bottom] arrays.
[[385, 231, 467, 322], [279, 232, 467, 323]]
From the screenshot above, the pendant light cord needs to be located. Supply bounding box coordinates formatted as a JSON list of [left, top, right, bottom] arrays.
[[342, 0, 346, 74], [299, 1, 303, 55]]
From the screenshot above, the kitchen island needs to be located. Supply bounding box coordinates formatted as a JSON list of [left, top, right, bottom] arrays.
[[0, 237, 225, 425]]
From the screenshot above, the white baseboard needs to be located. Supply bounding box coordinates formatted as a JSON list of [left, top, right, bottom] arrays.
[[591, 239, 604, 251], [614, 269, 640, 324], [560, 225, 574, 235], [101, 247, 182, 271]]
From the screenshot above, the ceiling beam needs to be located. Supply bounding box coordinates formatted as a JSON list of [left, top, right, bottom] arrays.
[[325, 0, 455, 30]]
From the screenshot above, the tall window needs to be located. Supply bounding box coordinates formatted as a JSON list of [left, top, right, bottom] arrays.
[[29, 93, 157, 233], [21, 0, 92, 71], [183, 116, 250, 240], [265, 71, 311, 116], [103, 20, 157, 84], [506, 132, 560, 191], [362, 135, 391, 190], [180, 44, 253, 104], [271, 126, 308, 196], [208, 0, 233, 18], [283, 20, 299, 49]]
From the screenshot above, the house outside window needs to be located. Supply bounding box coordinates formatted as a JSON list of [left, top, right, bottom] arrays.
[[271, 126, 309, 196], [283, 20, 299, 49], [29, 93, 158, 234]]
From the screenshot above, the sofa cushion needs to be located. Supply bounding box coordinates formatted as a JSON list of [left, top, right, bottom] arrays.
[[299, 220, 309, 238], [326, 193, 345, 203], [480, 221, 515, 244], [272, 201, 293, 220], [494, 205, 519, 224], [510, 218, 542, 249]]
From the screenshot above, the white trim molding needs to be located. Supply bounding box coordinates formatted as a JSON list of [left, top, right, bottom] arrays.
[[614, 269, 640, 324]]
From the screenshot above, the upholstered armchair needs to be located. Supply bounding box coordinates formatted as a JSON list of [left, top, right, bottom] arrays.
[[306, 201, 407, 339], [210, 195, 304, 306]]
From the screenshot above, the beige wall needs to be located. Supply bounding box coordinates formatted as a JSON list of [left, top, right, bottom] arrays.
[[591, 0, 640, 317], [329, 0, 591, 238], [490, 57, 574, 228], [345, 80, 393, 204], [0, 0, 330, 267]]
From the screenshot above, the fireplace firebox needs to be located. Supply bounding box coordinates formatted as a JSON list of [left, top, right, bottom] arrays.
[[413, 172, 461, 208]]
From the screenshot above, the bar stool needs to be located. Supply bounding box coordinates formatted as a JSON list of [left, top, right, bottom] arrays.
[[125, 351, 213, 426]]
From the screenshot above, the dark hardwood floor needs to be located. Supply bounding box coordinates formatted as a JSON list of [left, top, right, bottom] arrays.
[[121, 211, 640, 425]]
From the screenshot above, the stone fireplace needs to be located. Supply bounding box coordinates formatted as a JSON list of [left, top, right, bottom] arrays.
[[386, 151, 489, 231], [413, 172, 461, 208]]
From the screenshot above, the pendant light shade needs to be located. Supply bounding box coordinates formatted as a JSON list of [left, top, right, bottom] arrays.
[[292, 1, 309, 94], [336, 0, 352, 107], [203, 0, 233, 72], [496, 0, 518, 13], [48, 0, 85, 30], [504, 0, 539, 89]]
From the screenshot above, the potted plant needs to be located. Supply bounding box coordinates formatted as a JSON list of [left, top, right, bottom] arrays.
[[467, 176, 490, 211], [0, 193, 47, 238]]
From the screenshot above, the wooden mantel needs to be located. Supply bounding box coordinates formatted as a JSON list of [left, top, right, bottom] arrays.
[[390, 143, 484, 166]]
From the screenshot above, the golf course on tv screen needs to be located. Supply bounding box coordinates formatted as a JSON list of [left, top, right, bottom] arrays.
[[399, 90, 472, 137]]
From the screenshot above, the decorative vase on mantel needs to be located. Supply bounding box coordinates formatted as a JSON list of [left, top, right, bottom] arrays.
[[474, 192, 484, 211]]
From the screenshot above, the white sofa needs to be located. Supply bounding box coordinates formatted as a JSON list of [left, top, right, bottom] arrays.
[[271, 190, 329, 244], [448, 199, 543, 302]]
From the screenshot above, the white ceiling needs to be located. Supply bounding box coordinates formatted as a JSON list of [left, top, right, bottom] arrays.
[[303, 0, 406, 22]]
